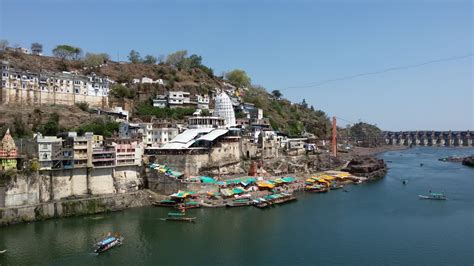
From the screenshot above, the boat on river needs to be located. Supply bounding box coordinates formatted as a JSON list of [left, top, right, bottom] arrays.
[[0, 250, 6, 254], [93, 235, 123, 254], [418, 192, 447, 200], [161, 212, 196, 222], [330, 184, 344, 190]]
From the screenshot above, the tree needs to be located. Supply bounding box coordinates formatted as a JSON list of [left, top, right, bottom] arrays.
[[31, 42, 43, 55], [0, 39, 9, 51], [301, 99, 308, 108], [187, 54, 202, 68], [128, 50, 142, 63], [143, 55, 157, 64], [271, 90, 282, 99], [83, 52, 110, 68], [53, 45, 81, 60], [166, 50, 187, 68], [225, 69, 251, 88], [110, 84, 133, 99]]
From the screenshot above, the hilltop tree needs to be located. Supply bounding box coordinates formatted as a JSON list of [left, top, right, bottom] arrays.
[[166, 50, 187, 68], [31, 42, 43, 55], [52, 45, 82, 60], [301, 99, 308, 108], [225, 69, 251, 88], [83, 52, 110, 68], [0, 39, 8, 51], [110, 84, 134, 99], [271, 90, 282, 99], [128, 50, 142, 63], [143, 55, 157, 64]]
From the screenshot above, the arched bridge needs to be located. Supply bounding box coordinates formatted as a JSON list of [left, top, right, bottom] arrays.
[[382, 131, 473, 147]]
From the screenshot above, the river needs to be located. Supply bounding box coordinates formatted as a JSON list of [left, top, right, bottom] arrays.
[[1, 147, 473, 265]]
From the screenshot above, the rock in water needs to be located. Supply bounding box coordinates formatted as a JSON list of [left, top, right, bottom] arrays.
[[344, 156, 387, 180], [462, 156, 474, 167]]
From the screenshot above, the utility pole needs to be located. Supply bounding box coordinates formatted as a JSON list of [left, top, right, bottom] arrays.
[[331, 116, 337, 157]]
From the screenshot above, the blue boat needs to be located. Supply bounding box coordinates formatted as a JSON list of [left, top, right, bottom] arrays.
[[93, 235, 123, 254]]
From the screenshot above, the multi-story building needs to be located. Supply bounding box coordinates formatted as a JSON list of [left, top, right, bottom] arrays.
[[92, 146, 116, 168], [106, 138, 144, 166], [1, 61, 110, 107], [71, 133, 93, 168], [167, 91, 190, 108], [152, 95, 167, 108], [194, 94, 210, 109], [119, 121, 178, 147]]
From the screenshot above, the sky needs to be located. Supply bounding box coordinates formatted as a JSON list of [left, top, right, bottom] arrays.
[[0, 0, 472, 131]]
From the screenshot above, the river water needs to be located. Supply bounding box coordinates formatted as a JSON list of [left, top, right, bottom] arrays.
[[1, 147, 473, 265]]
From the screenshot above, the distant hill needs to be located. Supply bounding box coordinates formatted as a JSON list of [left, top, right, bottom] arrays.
[[0, 50, 331, 138]]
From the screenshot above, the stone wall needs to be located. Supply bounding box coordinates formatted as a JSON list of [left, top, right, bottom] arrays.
[[1, 87, 107, 107], [1, 165, 143, 208], [0, 191, 152, 226]]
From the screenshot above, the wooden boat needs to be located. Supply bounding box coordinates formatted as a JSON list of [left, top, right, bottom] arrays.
[[93, 235, 123, 254], [253, 198, 270, 208], [418, 192, 447, 200], [183, 201, 202, 209], [226, 199, 253, 207], [330, 184, 343, 190], [306, 186, 328, 193], [152, 199, 178, 207], [161, 212, 196, 222]]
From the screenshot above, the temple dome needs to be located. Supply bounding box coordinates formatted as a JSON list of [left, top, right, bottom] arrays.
[[213, 92, 236, 127], [1, 128, 16, 152]]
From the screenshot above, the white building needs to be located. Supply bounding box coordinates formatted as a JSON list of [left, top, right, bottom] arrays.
[[167, 91, 191, 108], [36, 134, 63, 170], [213, 91, 236, 127], [153, 95, 167, 108], [194, 94, 210, 109], [188, 116, 226, 129]]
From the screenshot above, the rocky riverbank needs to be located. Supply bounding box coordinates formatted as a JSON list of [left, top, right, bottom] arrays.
[[343, 156, 388, 180]]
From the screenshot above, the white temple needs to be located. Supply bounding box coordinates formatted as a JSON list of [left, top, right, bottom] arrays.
[[213, 92, 236, 127]]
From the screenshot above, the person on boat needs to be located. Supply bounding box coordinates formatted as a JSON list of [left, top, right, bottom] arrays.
[[178, 203, 186, 213]]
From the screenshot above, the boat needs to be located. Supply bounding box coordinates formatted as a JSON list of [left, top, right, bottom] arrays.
[[0, 250, 6, 254], [418, 192, 447, 200], [93, 235, 123, 254], [161, 217, 196, 222], [152, 199, 178, 207], [305, 185, 329, 193], [226, 199, 253, 207], [161, 212, 196, 222], [330, 184, 343, 190], [183, 201, 202, 209], [402, 180, 408, 185], [253, 198, 270, 208]]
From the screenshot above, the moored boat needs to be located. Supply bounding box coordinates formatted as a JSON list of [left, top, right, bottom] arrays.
[[330, 184, 343, 190], [93, 234, 123, 254], [418, 192, 447, 200], [152, 199, 178, 207], [226, 198, 253, 207]]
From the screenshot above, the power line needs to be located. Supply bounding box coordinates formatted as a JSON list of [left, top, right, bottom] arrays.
[[281, 53, 473, 91]]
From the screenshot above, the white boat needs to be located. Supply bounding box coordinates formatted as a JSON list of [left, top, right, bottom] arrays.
[[418, 192, 447, 200]]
